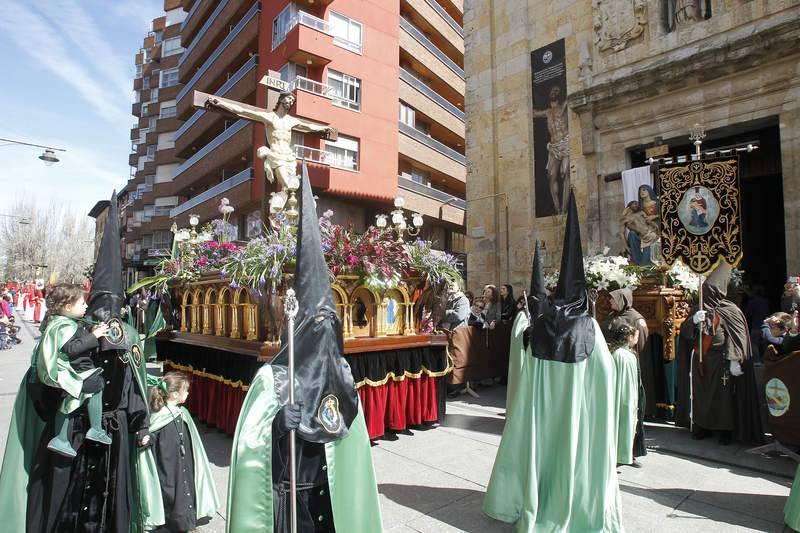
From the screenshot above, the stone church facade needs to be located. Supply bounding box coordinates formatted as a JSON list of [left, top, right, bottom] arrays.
[[464, 0, 800, 295]]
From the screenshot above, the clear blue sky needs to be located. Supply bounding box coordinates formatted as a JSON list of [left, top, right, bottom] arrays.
[[0, 0, 163, 216]]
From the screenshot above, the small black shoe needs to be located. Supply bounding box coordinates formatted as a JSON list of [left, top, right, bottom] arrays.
[[630, 460, 643, 469]]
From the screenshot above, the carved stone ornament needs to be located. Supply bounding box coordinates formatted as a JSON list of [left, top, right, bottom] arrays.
[[592, 0, 648, 53]]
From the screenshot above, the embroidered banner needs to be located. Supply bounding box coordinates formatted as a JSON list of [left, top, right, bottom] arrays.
[[658, 158, 742, 275]]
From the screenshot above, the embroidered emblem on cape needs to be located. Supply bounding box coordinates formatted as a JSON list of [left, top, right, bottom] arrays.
[[106, 318, 126, 347], [130, 345, 142, 368], [318, 394, 342, 434], [766, 378, 790, 417]]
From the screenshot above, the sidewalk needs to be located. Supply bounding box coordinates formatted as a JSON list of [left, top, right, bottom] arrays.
[[1, 320, 796, 532]]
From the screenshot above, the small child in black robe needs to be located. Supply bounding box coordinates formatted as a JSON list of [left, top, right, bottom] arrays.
[[148, 372, 199, 533]]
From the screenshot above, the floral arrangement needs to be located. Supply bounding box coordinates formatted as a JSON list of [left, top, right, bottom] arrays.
[[129, 203, 462, 295], [544, 254, 640, 293], [665, 261, 701, 300]]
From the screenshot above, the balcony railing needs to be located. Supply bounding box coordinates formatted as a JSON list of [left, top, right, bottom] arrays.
[[291, 76, 332, 97], [179, 0, 231, 67], [176, 55, 258, 141], [423, 0, 463, 38], [177, 3, 260, 105], [273, 10, 331, 49], [400, 68, 464, 121], [400, 17, 464, 80], [294, 145, 330, 165], [398, 176, 466, 209], [399, 122, 465, 164], [170, 167, 253, 218], [174, 119, 249, 178]]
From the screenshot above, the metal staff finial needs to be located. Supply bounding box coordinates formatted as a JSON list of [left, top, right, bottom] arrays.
[[283, 288, 299, 533]]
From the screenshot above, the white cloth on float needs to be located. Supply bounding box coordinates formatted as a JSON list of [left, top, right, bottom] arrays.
[[622, 165, 653, 205]]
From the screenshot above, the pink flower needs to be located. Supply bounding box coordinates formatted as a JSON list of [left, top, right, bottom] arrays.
[[346, 255, 359, 266], [198, 257, 209, 267]]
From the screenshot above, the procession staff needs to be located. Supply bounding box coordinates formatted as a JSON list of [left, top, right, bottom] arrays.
[[483, 192, 623, 532], [227, 163, 383, 533]]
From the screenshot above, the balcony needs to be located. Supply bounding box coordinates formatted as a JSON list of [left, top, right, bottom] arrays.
[[171, 167, 253, 218], [291, 76, 332, 97], [400, 69, 464, 137], [181, 0, 216, 46], [175, 55, 258, 157], [273, 12, 333, 67], [176, 3, 260, 118], [403, 0, 463, 55], [179, 0, 253, 75], [398, 176, 465, 226], [400, 18, 464, 95], [174, 119, 249, 179], [399, 122, 465, 182]]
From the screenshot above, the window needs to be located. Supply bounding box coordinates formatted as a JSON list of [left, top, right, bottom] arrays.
[[156, 163, 179, 183], [146, 145, 156, 160], [149, 88, 159, 102], [145, 174, 155, 186], [154, 206, 172, 216], [148, 117, 158, 130], [141, 103, 150, 117], [162, 37, 183, 57], [135, 64, 143, 78], [142, 234, 153, 249], [279, 62, 307, 82], [153, 230, 172, 249], [272, 4, 298, 49], [330, 12, 362, 53], [411, 168, 430, 186], [326, 135, 359, 171], [144, 205, 156, 219], [152, 31, 163, 44], [159, 104, 176, 119], [157, 132, 175, 150], [143, 48, 151, 63], [327, 70, 361, 111], [399, 102, 415, 127], [246, 211, 262, 238], [160, 67, 179, 88], [142, 77, 150, 90], [165, 8, 187, 27]]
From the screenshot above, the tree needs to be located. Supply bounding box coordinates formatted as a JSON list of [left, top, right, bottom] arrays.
[[0, 198, 94, 284]]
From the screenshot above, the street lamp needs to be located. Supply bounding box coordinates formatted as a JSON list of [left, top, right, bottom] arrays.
[[0, 137, 66, 166], [375, 196, 423, 242]]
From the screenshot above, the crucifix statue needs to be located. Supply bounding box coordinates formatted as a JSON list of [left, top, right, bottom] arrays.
[[193, 74, 337, 219]]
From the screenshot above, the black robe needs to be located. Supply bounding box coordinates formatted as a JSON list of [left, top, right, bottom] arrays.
[[27, 348, 149, 532], [151, 414, 196, 533]]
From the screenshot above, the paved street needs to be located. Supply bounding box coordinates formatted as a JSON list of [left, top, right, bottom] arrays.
[[1, 316, 797, 532]]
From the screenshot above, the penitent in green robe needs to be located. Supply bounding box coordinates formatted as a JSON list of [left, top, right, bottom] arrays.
[[505, 313, 530, 417], [227, 364, 384, 533], [612, 347, 639, 466], [482, 320, 624, 532]]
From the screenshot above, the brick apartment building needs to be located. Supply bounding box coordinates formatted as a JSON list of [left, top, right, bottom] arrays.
[[120, 0, 466, 285]]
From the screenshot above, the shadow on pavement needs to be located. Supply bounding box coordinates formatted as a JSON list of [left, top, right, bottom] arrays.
[[440, 413, 504, 436], [196, 423, 233, 467]]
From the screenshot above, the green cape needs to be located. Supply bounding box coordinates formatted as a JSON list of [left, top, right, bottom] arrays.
[[34, 315, 102, 414], [505, 313, 529, 417], [611, 347, 639, 466], [785, 465, 800, 530], [0, 321, 164, 533], [143, 304, 165, 362], [226, 364, 383, 533], [483, 320, 624, 532], [148, 405, 220, 527]]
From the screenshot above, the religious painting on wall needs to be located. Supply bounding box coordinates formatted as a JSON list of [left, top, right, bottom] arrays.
[[658, 158, 742, 275], [531, 39, 569, 218]]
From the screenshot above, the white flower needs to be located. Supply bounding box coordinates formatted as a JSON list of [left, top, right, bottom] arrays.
[[174, 229, 190, 242], [220, 205, 235, 214]]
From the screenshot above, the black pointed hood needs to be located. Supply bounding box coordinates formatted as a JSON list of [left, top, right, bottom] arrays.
[[87, 191, 125, 323], [530, 191, 595, 363], [528, 240, 546, 317], [270, 162, 358, 443]]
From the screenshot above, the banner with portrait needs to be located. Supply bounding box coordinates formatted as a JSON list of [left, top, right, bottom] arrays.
[[658, 158, 742, 275], [531, 39, 569, 218]]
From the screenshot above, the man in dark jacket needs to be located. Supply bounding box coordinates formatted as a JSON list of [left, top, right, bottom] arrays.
[[440, 282, 470, 331]]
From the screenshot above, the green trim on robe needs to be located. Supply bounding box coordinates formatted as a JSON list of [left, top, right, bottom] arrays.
[[148, 405, 220, 526], [227, 364, 384, 533], [785, 465, 800, 531], [505, 313, 530, 418], [143, 305, 165, 362], [612, 347, 639, 466], [483, 320, 624, 532], [34, 315, 102, 414]]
